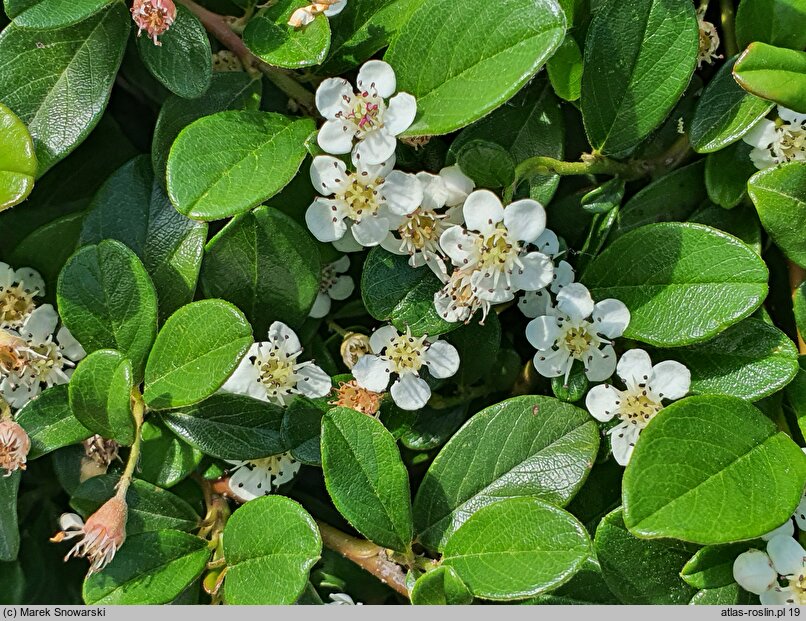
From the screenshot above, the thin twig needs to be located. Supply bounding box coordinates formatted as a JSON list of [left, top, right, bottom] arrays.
[[789, 260, 806, 354], [719, 0, 739, 57]]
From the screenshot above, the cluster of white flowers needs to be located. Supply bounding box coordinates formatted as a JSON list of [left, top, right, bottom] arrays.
[[743, 106, 806, 170]]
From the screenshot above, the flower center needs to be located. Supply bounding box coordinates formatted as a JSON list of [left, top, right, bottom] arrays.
[[786, 571, 806, 605], [0, 334, 31, 377], [339, 176, 381, 220], [319, 264, 338, 293], [346, 92, 384, 137], [436, 269, 490, 324], [478, 226, 521, 273], [619, 391, 662, 429], [387, 332, 427, 374], [0, 285, 37, 329], [330, 380, 382, 417], [398, 209, 446, 253], [251, 345, 301, 398], [28, 341, 69, 382], [562, 325, 594, 359], [777, 123, 806, 162]]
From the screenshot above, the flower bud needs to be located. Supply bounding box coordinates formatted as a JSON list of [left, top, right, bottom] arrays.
[[0, 418, 30, 476], [340, 332, 371, 369], [131, 0, 176, 46]]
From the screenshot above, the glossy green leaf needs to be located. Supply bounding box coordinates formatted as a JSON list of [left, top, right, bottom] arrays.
[[0, 3, 129, 174], [689, 56, 774, 153], [0, 102, 36, 211], [321, 407, 413, 551], [4, 0, 113, 28], [681, 543, 756, 589], [161, 393, 287, 460], [0, 472, 20, 561], [83, 530, 209, 604], [143, 299, 253, 410], [410, 566, 473, 605], [223, 496, 322, 604], [546, 35, 582, 102], [581, 178, 624, 215], [361, 247, 457, 337], [138, 420, 202, 488], [243, 0, 330, 68], [735, 0, 806, 52], [383, 401, 469, 452], [442, 497, 591, 601], [57, 239, 159, 379], [455, 140, 515, 189], [16, 385, 91, 459], [0, 561, 24, 604], [748, 161, 806, 268], [200, 206, 320, 334], [281, 395, 328, 465], [622, 395, 806, 543], [705, 141, 757, 209], [582, 223, 769, 347], [690, 583, 758, 605], [443, 313, 500, 386], [166, 110, 315, 221], [525, 557, 620, 605], [734, 43, 806, 114], [595, 508, 697, 604], [687, 203, 762, 254], [413, 395, 600, 552], [656, 318, 798, 401], [136, 5, 212, 99], [581, 0, 698, 155], [80, 156, 207, 321], [385, 0, 565, 135]]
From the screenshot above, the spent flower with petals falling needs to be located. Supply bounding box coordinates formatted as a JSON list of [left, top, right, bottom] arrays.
[[310, 256, 354, 318], [0, 263, 44, 330], [315, 60, 417, 165], [433, 266, 491, 324], [288, 0, 346, 27], [226, 452, 301, 502], [695, 7, 721, 68], [743, 106, 806, 169], [51, 497, 128, 574], [306, 153, 422, 248], [221, 321, 331, 406], [526, 283, 629, 384], [585, 349, 690, 465], [130, 0, 176, 46], [352, 325, 459, 410], [734, 534, 806, 605], [0, 417, 30, 476], [330, 379, 382, 417]]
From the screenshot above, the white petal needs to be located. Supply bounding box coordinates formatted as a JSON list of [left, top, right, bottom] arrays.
[[297, 362, 332, 398], [734, 550, 779, 595], [585, 384, 622, 422], [331, 255, 350, 273], [268, 322, 302, 355], [390, 373, 430, 410], [525, 315, 561, 350], [229, 464, 271, 501], [315, 77, 353, 119], [778, 106, 806, 124], [0, 263, 14, 288], [439, 165, 475, 206], [763, 520, 796, 542], [311, 155, 350, 196], [584, 344, 617, 382], [327, 275, 354, 301], [58, 513, 85, 531], [332, 227, 364, 253], [750, 147, 776, 170], [592, 298, 630, 339], [382, 171, 422, 215], [273, 453, 302, 487], [22, 304, 58, 343], [503, 199, 546, 243], [352, 354, 391, 392], [323, 0, 346, 16], [760, 587, 796, 605], [533, 349, 570, 378], [15, 267, 44, 294], [417, 172, 448, 211], [519, 290, 552, 319], [57, 326, 86, 362], [534, 229, 559, 257], [551, 260, 575, 293], [473, 281, 515, 303], [610, 422, 640, 466], [351, 214, 391, 246], [306, 198, 348, 242], [616, 349, 653, 389], [357, 60, 396, 98], [511, 251, 553, 292], [355, 151, 395, 179], [369, 325, 399, 354], [440, 226, 479, 268], [318, 119, 356, 155], [795, 495, 806, 531], [354, 130, 397, 166], [424, 340, 459, 379], [384, 92, 417, 136], [743, 118, 777, 150], [463, 190, 504, 235], [220, 351, 267, 401], [767, 535, 806, 577], [648, 360, 691, 401], [309, 292, 331, 318], [1, 377, 39, 409], [289, 7, 315, 27], [556, 283, 594, 321]]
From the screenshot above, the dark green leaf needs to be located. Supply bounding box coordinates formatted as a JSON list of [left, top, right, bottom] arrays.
[[681, 543, 757, 589], [525, 557, 620, 605], [5, 0, 112, 28], [736, 0, 806, 52], [581, 178, 624, 215], [138, 419, 202, 488], [410, 566, 473, 605], [442, 311, 500, 386], [546, 35, 582, 102], [0, 472, 20, 561], [281, 395, 328, 466], [705, 141, 757, 209], [455, 140, 515, 189], [734, 43, 806, 114], [243, 0, 330, 68], [16, 385, 91, 459]]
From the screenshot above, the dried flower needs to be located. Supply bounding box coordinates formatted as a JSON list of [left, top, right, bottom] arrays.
[[339, 332, 371, 369], [131, 0, 176, 46], [51, 497, 128, 574], [0, 417, 30, 476], [330, 380, 382, 417], [80, 435, 121, 482]]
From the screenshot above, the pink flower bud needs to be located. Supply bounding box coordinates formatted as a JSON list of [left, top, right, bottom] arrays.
[[131, 0, 176, 46], [51, 497, 128, 574]]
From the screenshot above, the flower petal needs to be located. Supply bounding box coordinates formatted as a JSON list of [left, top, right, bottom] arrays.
[[556, 283, 594, 321], [318, 119, 356, 155], [585, 384, 622, 422], [306, 197, 348, 243], [463, 189, 504, 235], [743, 118, 777, 150], [332, 226, 364, 252], [390, 373, 430, 410], [534, 229, 559, 257], [519, 289, 552, 319], [327, 274, 354, 301], [795, 494, 806, 531], [439, 165, 475, 206], [220, 348, 267, 401], [511, 251, 553, 291], [354, 129, 397, 166], [309, 292, 331, 318], [584, 344, 617, 382], [610, 421, 640, 466], [759, 586, 796, 605], [22, 304, 58, 343], [357, 60, 396, 98], [552, 260, 575, 293], [311, 155, 350, 196], [15, 267, 45, 294], [440, 226, 479, 268], [352, 354, 391, 392], [532, 348, 570, 378], [503, 199, 546, 243], [767, 535, 806, 577], [297, 362, 332, 398], [351, 214, 391, 246], [648, 360, 691, 401], [323, 0, 347, 16], [57, 326, 86, 362], [525, 315, 561, 350], [315, 77, 353, 119], [763, 520, 796, 542], [385, 92, 417, 136], [733, 549, 779, 595], [592, 298, 630, 339], [0, 263, 14, 288], [424, 340, 459, 379], [616, 348, 653, 389], [369, 325, 398, 354], [382, 170, 423, 215], [268, 322, 302, 354], [777, 106, 806, 125]]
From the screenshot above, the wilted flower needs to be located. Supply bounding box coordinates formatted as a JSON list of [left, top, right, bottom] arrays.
[[288, 0, 346, 27], [330, 379, 382, 417], [0, 417, 30, 476], [51, 497, 128, 574], [0, 263, 44, 330], [310, 256, 354, 319], [340, 332, 371, 369], [226, 453, 301, 502], [80, 435, 121, 482], [433, 266, 491, 324], [743, 106, 806, 169], [696, 7, 721, 68], [131, 0, 176, 46]]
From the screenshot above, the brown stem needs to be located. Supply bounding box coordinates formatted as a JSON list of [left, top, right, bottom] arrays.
[[316, 520, 410, 599], [789, 260, 806, 354]]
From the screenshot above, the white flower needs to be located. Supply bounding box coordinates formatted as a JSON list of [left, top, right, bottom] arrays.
[[226, 452, 301, 502], [743, 107, 806, 170], [526, 283, 629, 385], [734, 535, 806, 605], [352, 325, 459, 410], [0, 263, 45, 330], [328, 593, 362, 605], [310, 256, 354, 319], [440, 190, 554, 304], [519, 228, 575, 319], [382, 166, 475, 275], [221, 321, 331, 406], [585, 348, 690, 465], [288, 0, 346, 27], [315, 60, 417, 165], [305, 153, 422, 247], [433, 266, 491, 324]]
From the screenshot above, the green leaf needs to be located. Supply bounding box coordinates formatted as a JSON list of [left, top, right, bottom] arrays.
[[0, 472, 20, 561], [442, 314, 500, 386], [4, 0, 113, 28], [442, 497, 592, 601], [655, 318, 799, 401], [16, 385, 91, 459], [0, 102, 36, 211], [281, 395, 328, 465], [151, 72, 262, 178], [735, 0, 806, 52], [455, 140, 515, 189], [594, 508, 697, 604], [243, 0, 330, 68], [734, 43, 806, 114], [81, 156, 208, 321], [71, 475, 201, 535], [690, 583, 758, 605], [138, 420, 202, 488], [546, 35, 582, 102], [582, 223, 769, 347], [688, 203, 762, 255], [161, 393, 287, 460], [385, 0, 565, 135], [413, 395, 600, 552], [748, 161, 806, 269], [200, 206, 320, 334], [83, 530, 209, 604], [581, 0, 698, 156], [57, 239, 159, 379], [705, 141, 758, 209], [622, 395, 806, 544], [681, 543, 756, 589], [525, 557, 620, 605], [410, 566, 473, 605], [383, 401, 469, 452], [321, 407, 414, 551], [166, 110, 315, 221], [0, 561, 24, 604], [361, 247, 457, 337], [0, 3, 129, 174], [689, 56, 774, 154], [136, 5, 212, 99], [223, 496, 322, 604], [143, 299, 253, 410], [581, 178, 624, 215]]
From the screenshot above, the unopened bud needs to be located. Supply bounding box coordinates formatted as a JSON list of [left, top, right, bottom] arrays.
[[0, 418, 30, 476], [340, 332, 371, 369]]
